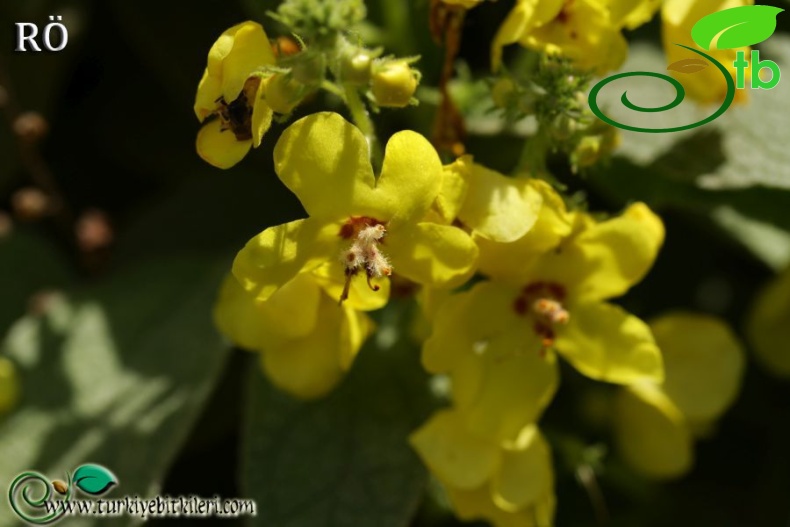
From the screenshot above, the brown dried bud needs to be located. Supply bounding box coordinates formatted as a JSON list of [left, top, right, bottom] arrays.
[[12, 111, 49, 143], [52, 480, 68, 495], [12, 187, 50, 221], [76, 209, 113, 252], [273, 36, 300, 58]]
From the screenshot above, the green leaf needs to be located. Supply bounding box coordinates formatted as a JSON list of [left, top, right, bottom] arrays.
[[241, 304, 437, 527], [691, 5, 783, 50], [0, 257, 229, 527], [0, 230, 71, 336], [73, 464, 117, 496]]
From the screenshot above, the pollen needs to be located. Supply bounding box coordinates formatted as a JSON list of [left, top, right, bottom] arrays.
[[513, 281, 570, 351], [339, 219, 392, 304]]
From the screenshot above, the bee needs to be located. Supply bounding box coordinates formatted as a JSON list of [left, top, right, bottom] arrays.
[[213, 77, 261, 141]]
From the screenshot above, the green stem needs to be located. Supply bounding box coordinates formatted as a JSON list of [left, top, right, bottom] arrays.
[[344, 85, 383, 173], [514, 126, 549, 177]]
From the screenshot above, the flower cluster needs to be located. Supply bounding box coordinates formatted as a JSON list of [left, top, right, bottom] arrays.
[[199, 3, 753, 525]]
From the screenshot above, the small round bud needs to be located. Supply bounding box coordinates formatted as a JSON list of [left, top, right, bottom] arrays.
[[12, 187, 50, 221], [371, 61, 418, 108], [340, 51, 372, 85], [264, 75, 302, 115], [273, 36, 301, 58], [76, 209, 113, 252], [13, 111, 49, 143]]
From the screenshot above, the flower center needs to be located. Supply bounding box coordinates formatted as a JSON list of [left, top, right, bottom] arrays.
[[215, 77, 260, 141], [513, 281, 569, 348], [338, 216, 392, 304]]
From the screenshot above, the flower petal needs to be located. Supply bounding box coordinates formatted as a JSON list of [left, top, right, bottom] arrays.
[[555, 302, 663, 385], [651, 312, 744, 423], [614, 384, 693, 479], [196, 119, 252, 170], [747, 266, 790, 377], [232, 218, 339, 302], [274, 112, 377, 220], [310, 262, 390, 311], [458, 165, 543, 243], [491, 426, 553, 511], [386, 222, 478, 289], [429, 155, 472, 225], [251, 81, 273, 147], [446, 484, 555, 527], [372, 130, 443, 224], [262, 293, 372, 399], [409, 409, 500, 490], [194, 68, 222, 121], [491, 0, 564, 70], [218, 21, 275, 104], [533, 203, 664, 302]]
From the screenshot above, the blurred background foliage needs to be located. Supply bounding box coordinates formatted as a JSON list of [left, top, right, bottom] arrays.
[[0, 0, 789, 526]]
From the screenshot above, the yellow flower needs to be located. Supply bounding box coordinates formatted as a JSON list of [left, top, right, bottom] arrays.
[[232, 112, 478, 306], [194, 21, 276, 169], [492, 0, 659, 74], [214, 269, 383, 399], [614, 313, 744, 479], [747, 266, 790, 377], [423, 190, 665, 442], [0, 357, 19, 415], [442, 0, 485, 9], [410, 409, 555, 527], [662, 0, 753, 105]]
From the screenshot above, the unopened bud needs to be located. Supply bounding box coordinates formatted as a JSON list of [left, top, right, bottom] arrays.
[[75, 209, 113, 252], [340, 50, 372, 85], [264, 74, 302, 115], [12, 187, 50, 221], [371, 61, 418, 108], [13, 111, 49, 143], [273, 36, 300, 58]]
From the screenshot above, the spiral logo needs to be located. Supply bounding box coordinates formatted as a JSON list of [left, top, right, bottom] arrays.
[[588, 45, 736, 134], [8, 471, 71, 525]]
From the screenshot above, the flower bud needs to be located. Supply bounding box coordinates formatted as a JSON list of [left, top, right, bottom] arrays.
[[371, 61, 418, 108], [12, 187, 50, 221], [340, 51, 373, 85]]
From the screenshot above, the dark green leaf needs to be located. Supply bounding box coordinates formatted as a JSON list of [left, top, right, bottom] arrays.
[[691, 5, 783, 50], [241, 304, 437, 527], [0, 257, 229, 526]]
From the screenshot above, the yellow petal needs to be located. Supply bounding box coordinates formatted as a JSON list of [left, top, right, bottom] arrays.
[[232, 218, 339, 302], [458, 165, 543, 243], [372, 130, 443, 224], [251, 80, 273, 147], [310, 262, 390, 311], [423, 283, 558, 442], [476, 180, 573, 283], [607, 0, 661, 30], [409, 409, 500, 490], [491, 0, 564, 70], [614, 384, 693, 479], [386, 222, 478, 289], [217, 22, 275, 104], [555, 302, 663, 385], [523, 0, 629, 74], [491, 426, 554, 511], [262, 293, 372, 399], [431, 155, 472, 225], [533, 203, 665, 303], [338, 303, 374, 370], [0, 357, 20, 414], [196, 119, 253, 170], [194, 68, 222, 121], [214, 274, 270, 351], [747, 266, 790, 377], [446, 483, 556, 527], [274, 112, 377, 220], [651, 312, 744, 423]]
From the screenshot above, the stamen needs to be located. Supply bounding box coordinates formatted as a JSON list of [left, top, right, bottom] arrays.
[[338, 218, 391, 304]]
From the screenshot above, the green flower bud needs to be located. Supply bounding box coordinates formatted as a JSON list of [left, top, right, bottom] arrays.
[[341, 51, 373, 85], [265, 75, 303, 115]]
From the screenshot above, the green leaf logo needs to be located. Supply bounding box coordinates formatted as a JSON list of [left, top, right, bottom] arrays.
[[692, 5, 784, 50], [667, 58, 709, 74], [72, 464, 117, 496]]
